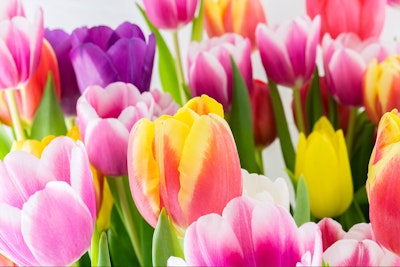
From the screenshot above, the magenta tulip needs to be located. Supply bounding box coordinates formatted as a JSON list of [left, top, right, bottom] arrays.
[[76, 82, 178, 176], [256, 15, 320, 89], [142, 0, 199, 29], [183, 196, 322, 266], [0, 137, 96, 266], [188, 33, 252, 111]]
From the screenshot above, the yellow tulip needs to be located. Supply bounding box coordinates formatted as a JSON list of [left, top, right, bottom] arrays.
[[295, 116, 353, 218]]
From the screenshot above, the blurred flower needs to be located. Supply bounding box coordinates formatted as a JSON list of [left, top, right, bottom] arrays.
[[188, 33, 252, 112], [182, 196, 322, 266], [295, 116, 353, 218], [127, 96, 242, 232], [45, 28, 80, 116], [322, 33, 393, 106], [0, 3, 43, 90], [77, 82, 178, 177], [142, 0, 199, 30], [363, 56, 400, 125], [203, 0, 266, 48], [0, 136, 96, 266], [306, 0, 386, 40], [256, 15, 320, 89], [69, 22, 155, 93], [250, 79, 277, 148], [241, 169, 290, 211], [0, 0, 24, 19], [388, 0, 400, 8], [367, 109, 400, 255]]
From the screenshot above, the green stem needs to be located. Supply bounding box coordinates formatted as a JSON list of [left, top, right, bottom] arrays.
[[255, 148, 265, 175], [6, 89, 25, 140], [172, 30, 188, 104], [293, 87, 306, 134], [109, 176, 143, 266], [345, 107, 358, 155], [90, 225, 100, 267]]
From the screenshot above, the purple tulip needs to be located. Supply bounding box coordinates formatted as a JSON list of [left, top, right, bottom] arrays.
[[142, 0, 199, 29], [69, 22, 155, 94], [182, 196, 322, 266], [256, 15, 320, 89], [0, 1, 43, 90], [188, 33, 252, 112], [0, 137, 96, 266], [76, 82, 179, 177], [322, 33, 393, 106]]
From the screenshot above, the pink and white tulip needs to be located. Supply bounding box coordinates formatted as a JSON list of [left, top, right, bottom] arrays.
[[187, 33, 252, 112], [0, 0, 25, 20], [256, 15, 320, 89], [182, 196, 322, 266], [76, 82, 178, 176], [0, 137, 96, 266]]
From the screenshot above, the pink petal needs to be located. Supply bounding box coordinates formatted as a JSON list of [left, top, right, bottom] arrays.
[[0, 39, 18, 88], [21, 181, 93, 266], [318, 217, 345, 251], [298, 222, 323, 266], [344, 223, 375, 241], [184, 213, 244, 266]]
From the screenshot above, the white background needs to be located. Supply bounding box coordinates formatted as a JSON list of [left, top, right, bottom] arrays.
[[21, 0, 400, 183]]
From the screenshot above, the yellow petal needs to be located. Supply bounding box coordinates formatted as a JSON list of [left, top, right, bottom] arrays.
[[184, 94, 224, 118]]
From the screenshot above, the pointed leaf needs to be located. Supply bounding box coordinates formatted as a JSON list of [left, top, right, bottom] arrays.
[[0, 123, 12, 160], [306, 68, 323, 132], [191, 0, 204, 42], [337, 200, 366, 231], [152, 209, 183, 267], [293, 176, 310, 226], [30, 74, 67, 140], [98, 232, 111, 267], [76, 251, 91, 267], [137, 4, 182, 105], [228, 57, 260, 173]]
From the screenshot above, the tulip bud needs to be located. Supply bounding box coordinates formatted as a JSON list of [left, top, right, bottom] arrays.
[[295, 116, 353, 218]]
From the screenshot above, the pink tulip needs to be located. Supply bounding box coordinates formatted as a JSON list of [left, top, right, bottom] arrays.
[[142, 0, 199, 29], [183, 196, 322, 266], [0, 137, 96, 266], [188, 33, 252, 112], [388, 0, 400, 8], [76, 82, 178, 177], [256, 15, 320, 89], [0, 0, 25, 20], [322, 33, 392, 106], [0, 2, 43, 90], [306, 0, 386, 40]]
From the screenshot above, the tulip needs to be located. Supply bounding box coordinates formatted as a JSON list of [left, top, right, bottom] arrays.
[[250, 79, 277, 148], [0, 136, 96, 266], [182, 196, 322, 266], [388, 0, 400, 8], [45, 28, 80, 116], [0, 0, 24, 20], [203, 0, 267, 48], [306, 0, 386, 41], [366, 109, 400, 255], [77, 82, 178, 177], [127, 95, 242, 231], [322, 33, 392, 106], [188, 33, 252, 112], [0, 4, 43, 90], [142, 0, 199, 30], [295, 116, 353, 218], [256, 15, 320, 89], [69, 22, 155, 93], [363, 56, 400, 125]]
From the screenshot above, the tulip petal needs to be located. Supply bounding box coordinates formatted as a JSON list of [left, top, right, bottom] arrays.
[[0, 38, 18, 88], [184, 213, 244, 266], [21, 181, 93, 266], [0, 204, 39, 266], [318, 217, 345, 251], [143, 0, 178, 29], [113, 22, 145, 40]]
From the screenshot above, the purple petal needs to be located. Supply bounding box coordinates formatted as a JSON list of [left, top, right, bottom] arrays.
[[70, 43, 119, 92], [140, 33, 156, 92], [21, 181, 93, 266], [86, 25, 114, 50], [113, 22, 145, 41]]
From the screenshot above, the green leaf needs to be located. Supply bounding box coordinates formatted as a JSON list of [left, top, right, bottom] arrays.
[[228, 57, 260, 174], [327, 95, 339, 130], [30, 73, 67, 140], [306, 68, 323, 133], [152, 209, 184, 267], [191, 0, 204, 41], [137, 4, 182, 105], [98, 232, 111, 267], [0, 123, 12, 160], [337, 199, 366, 231], [293, 176, 310, 226], [268, 80, 296, 172]]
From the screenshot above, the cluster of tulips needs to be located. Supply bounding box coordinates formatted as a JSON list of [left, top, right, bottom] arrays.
[[1, 0, 400, 266]]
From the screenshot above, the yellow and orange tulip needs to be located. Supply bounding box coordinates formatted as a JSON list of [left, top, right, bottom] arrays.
[[367, 109, 400, 255], [127, 95, 242, 233], [295, 116, 353, 218]]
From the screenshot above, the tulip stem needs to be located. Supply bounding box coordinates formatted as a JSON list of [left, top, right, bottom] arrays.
[[255, 148, 265, 175], [293, 87, 306, 134], [345, 107, 358, 155], [5, 89, 25, 141], [172, 30, 188, 105]]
